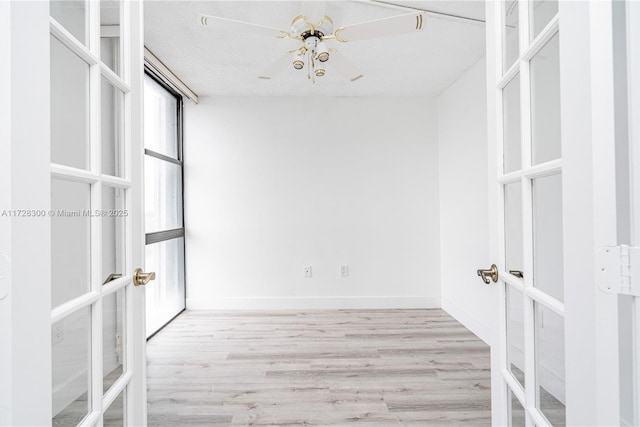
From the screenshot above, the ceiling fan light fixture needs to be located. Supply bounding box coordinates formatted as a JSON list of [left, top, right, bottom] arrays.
[[316, 41, 329, 62], [292, 50, 305, 70]]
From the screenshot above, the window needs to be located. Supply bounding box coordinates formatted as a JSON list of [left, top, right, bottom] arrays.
[[143, 71, 186, 338]]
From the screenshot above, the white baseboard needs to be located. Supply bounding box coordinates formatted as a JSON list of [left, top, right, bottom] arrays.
[[186, 296, 440, 310], [621, 416, 634, 427], [441, 297, 492, 346], [52, 368, 87, 417]]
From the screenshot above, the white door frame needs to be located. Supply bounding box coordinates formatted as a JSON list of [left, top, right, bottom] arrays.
[[586, 1, 640, 424], [557, 1, 602, 424], [629, 1, 640, 423], [0, 1, 146, 425], [0, 2, 53, 424], [589, 1, 622, 424]]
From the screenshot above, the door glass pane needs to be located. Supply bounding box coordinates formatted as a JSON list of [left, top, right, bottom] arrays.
[[104, 389, 125, 426], [505, 182, 523, 275], [144, 76, 179, 159], [103, 289, 125, 393], [144, 157, 183, 233], [145, 237, 186, 337], [101, 78, 125, 178], [52, 306, 92, 426], [50, 0, 87, 45], [531, 33, 561, 165], [52, 179, 91, 308], [533, 173, 564, 302], [100, 0, 122, 75], [507, 285, 525, 387], [530, 0, 558, 40], [535, 303, 566, 426], [503, 74, 521, 173], [102, 186, 126, 283], [509, 389, 526, 426], [51, 35, 90, 170], [503, 0, 519, 72]]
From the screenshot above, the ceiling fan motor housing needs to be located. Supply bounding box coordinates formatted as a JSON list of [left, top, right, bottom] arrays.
[[290, 14, 334, 41], [304, 36, 321, 50]]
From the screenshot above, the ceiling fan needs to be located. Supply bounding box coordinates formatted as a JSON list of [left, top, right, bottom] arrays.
[[197, 2, 425, 83]]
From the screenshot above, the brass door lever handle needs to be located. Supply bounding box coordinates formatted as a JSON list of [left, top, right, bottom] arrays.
[[133, 268, 156, 286], [477, 264, 499, 284], [103, 273, 123, 285], [509, 270, 523, 278]]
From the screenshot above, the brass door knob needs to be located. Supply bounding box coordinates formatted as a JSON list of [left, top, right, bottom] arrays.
[[477, 264, 499, 284], [133, 268, 156, 286]]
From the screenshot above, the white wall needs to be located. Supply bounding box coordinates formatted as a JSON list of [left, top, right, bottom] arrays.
[[184, 96, 441, 309], [436, 57, 494, 344]]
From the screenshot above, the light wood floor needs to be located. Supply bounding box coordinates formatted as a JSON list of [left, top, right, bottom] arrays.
[[146, 309, 492, 426]]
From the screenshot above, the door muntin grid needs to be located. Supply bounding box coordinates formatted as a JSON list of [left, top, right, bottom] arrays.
[[497, 1, 565, 426], [49, 1, 133, 426]]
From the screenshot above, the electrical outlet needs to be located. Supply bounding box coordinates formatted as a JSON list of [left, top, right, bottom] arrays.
[[304, 266, 312, 278], [52, 323, 64, 345], [340, 265, 349, 277]]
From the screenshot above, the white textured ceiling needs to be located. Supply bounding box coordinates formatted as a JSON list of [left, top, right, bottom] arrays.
[[144, 0, 486, 97]]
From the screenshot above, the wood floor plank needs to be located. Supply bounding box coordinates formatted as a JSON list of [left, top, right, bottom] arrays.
[[147, 309, 491, 426]]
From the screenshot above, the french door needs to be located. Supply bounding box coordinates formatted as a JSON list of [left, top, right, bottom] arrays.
[[50, 0, 148, 425], [1, 1, 147, 425], [489, 1, 566, 425], [486, 1, 640, 425]]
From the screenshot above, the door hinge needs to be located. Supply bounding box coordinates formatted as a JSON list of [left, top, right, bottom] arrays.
[[597, 245, 640, 297]]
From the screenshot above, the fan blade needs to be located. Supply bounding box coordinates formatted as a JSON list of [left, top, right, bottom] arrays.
[[198, 14, 290, 39], [301, 1, 327, 24], [257, 53, 294, 80], [326, 51, 364, 82], [334, 12, 425, 43]]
